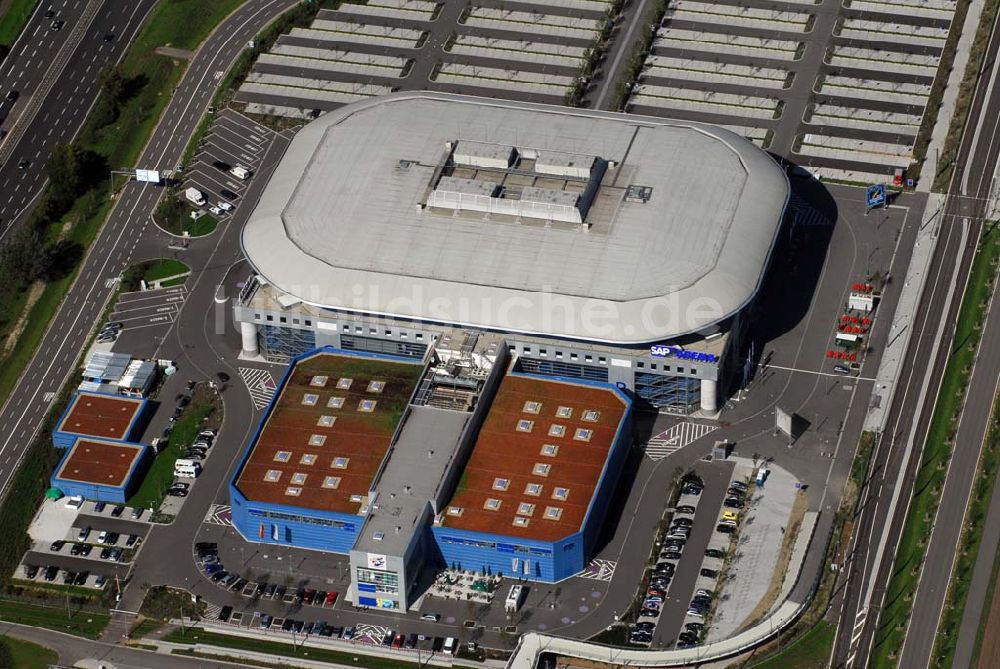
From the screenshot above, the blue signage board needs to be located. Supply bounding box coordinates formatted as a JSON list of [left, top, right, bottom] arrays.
[[650, 345, 717, 363], [866, 184, 886, 210]]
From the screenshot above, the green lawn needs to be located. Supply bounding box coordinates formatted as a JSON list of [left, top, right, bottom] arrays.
[[0, 635, 58, 669], [143, 259, 190, 283], [872, 224, 1000, 666], [0, 599, 109, 639], [747, 621, 835, 669], [127, 386, 218, 511], [165, 627, 431, 669], [132, 0, 244, 53], [0, 0, 39, 46]]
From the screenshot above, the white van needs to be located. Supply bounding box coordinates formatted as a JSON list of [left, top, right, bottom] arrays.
[[174, 459, 201, 478], [184, 187, 206, 206], [229, 165, 250, 180], [442, 637, 457, 655]]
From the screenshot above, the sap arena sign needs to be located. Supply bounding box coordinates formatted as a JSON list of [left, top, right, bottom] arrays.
[[650, 345, 717, 363]]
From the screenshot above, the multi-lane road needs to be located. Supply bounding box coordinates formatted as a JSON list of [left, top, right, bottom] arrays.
[[832, 12, 1000, 667], [0, 0, 156, 236], [0, 0, 297, 502]]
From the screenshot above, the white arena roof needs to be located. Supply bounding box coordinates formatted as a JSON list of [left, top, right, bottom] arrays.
[[241, 92, 789, 344]]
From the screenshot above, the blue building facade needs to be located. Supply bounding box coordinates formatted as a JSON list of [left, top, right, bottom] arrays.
[[50, 439, 151, 504], [432, 381, 634, 583]]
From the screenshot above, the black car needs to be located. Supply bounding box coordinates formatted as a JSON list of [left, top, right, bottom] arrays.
[[50, 19, 63, 30], [23, 564, 39, 579], [176, 395, 190, 408], [5, 90, 18, 102], [673, 517, 693, 527], [264, 583, 278, 598], [678, 631, 698, 643], [79, 544, 93, 557], [682, 485, 703, 495], [211, 570, 229, 582], [218, 605, 233, 622], [17, 158, 30, 169], [700, 568, 718, 578], [94, 501, 106, 513], [49, 540, 65, 552], [167, 489, 188, 497], [314, 622, 327, 636], [111, 504, 125, 517], [717, 523, 737, 534], [705, 548, 725, 559], [331, 625, 344, 638], [74, 571, 88, 586], [126, 534, 138, 548], [102, 33, 114, 42], [639, 607, 660, 618], [109, 547, 124, 562], [676, 504, 696, 514], [44, 566, 58, 581], [432, 637, 445, 652], [281, 618, 294, 632], [303, 621, 315, 635], [219, 188, 238, 200], [685, 622, 705, 633], [63, 571, 76, 585], [630, 632, 652, 643], [71, 543, 85, 556], [660, 550, 682, 560], [212, 159, 232, 172], [44, 8, 54, 18], [292, 619, 304, 634], [106, 532, 120, 544]]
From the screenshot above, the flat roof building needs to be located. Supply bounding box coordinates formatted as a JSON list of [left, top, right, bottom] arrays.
[[50, 438, 151, 504], [52, 391, 149, 449], [234, 93, 789, 415]]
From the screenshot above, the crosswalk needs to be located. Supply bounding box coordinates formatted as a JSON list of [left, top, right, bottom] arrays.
[[239, 367, 277, 410], [644, 422, 717, 461], [202, 602, 223, 620], [787, 193, 833, 228], [204, 504, 232, 526], [105, 276, 121, 288], [578, 558, 616, 582]]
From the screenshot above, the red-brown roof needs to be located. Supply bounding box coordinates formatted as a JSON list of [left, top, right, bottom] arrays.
[[235, 352, 422, 514], [441, 375, 627, 542], [55, 439, 144, 487], [58, 393, 144, 441]]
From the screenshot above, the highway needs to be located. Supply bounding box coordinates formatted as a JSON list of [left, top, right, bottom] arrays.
[[0, 0, 297, 511], [831, 10, 1000, 667], [0, 0, 156, 237]]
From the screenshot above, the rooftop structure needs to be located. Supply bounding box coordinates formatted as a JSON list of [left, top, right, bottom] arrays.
[[439, 375, 628, 542], [241, 92, 789, 344], [52, 438, 147, 489], [53, 391, 147, 447], [233, 351, 423, 514]]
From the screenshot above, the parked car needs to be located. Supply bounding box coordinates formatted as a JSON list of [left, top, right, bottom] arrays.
[[131, 507, 143, 520], [716, 523, 736, 534], [75, 571, 88, 585], [63, 571, 76, 585], [44, 566, 58, 581], [49, 540, 65, 552], [673, 517, 693, 527], [94, 501, 106, 513], [111, 504, 125, 518], [676, 504, 696, 514], [70, 543, 85, 556], [325, 591, 338, 606], [705, 548, 725, 559], [261, 614, 273, 629], [77, 526, 91, 541], [219, 188, 238, 200], [97, 531, 108, 544], [95, 574, 107, 588], [109, 547, 124, 562], [660, 550, 682, 560], [281, 618, 294, 632], [685, 622, 705, 633], [167, 489, 188, 497], [126, 534, 138, 548], [696, 588, 714, 598], [344, 626, 356, 640], [724, 497, 744, 509], [106, 532, 120, 545], [218, 201, 234, 212], [639, 607, 660, 618], [23, 565, 39, 579], [264, 583, 278, 599], [210, 570, 229, 582], [700, 568, 718, 578]]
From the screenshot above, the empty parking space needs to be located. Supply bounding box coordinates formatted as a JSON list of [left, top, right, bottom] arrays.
[[792, 0, 957, 181], [625, 0, 816, 148]]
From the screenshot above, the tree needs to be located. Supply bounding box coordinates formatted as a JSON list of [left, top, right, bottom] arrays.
[[92, 64, 127, 127]]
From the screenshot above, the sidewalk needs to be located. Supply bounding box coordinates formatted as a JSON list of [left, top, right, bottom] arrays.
[[863, 194, 947, 432]]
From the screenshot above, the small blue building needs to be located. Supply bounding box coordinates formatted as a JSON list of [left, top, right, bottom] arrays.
[[50, 438, 151, 504], [52, 391, 149, 449]]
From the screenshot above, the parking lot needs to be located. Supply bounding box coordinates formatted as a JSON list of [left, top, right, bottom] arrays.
[[234, 1, 615, 118], [106, 286, 188, 356], [625, 0, 958, 183], [179, 109, 275, 220]]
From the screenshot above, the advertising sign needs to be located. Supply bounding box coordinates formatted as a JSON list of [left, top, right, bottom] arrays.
[[135, 169, 161, 184], [866, 184, 886, 212], [650, 344, 717, 363], [367, 553, 387, 570]]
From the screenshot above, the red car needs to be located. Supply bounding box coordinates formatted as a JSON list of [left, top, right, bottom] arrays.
[[324, 590, 338, 606], [392, 633, 405, 648]]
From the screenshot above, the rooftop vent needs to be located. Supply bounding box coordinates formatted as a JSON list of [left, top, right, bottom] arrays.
[[625, 184, 653, 203]]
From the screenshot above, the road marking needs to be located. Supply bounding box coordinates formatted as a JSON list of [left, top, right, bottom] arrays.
[[577, 558, 616, 582], [240, 367, 277, 410], [644, 422, 716, 461], [766, 364, 875, 381]]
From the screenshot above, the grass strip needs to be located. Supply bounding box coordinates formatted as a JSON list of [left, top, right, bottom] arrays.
[[0, 0, 38, 47], [165, 627, 434, 669], [971, 490, 1000, 668], [142, 258, 190, 283], [932, 386, 1000, 665], [0, 598, 109, 639], [745, 621, 835, 669], [0, 635, 58, 669], [931, 0, 1000, 190], [126, 384, 219, 511], [871, 224, 1000, 667]]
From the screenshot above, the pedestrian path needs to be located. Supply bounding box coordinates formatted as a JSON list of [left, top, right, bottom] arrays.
[[239, 366, 277, 410], [354, 624, 391, 645], [644, 422, 716, 460]]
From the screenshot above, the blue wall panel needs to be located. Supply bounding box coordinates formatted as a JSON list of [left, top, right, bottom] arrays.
[[230, 487, 361, 554]]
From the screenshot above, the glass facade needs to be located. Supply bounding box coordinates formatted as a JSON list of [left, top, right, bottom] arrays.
[[356, 567, 400, 594], [247, 508, 356, 531], [516, 358, 609, 383], [635, 372, 701, 411], [340, 334, 426, 359], [260, 325, 316, 363]]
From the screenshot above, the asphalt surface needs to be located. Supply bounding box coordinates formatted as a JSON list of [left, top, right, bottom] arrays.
[[0, 0, 156, 237], [0, 0, 298, 568], [831, 11, 1000, 667]]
